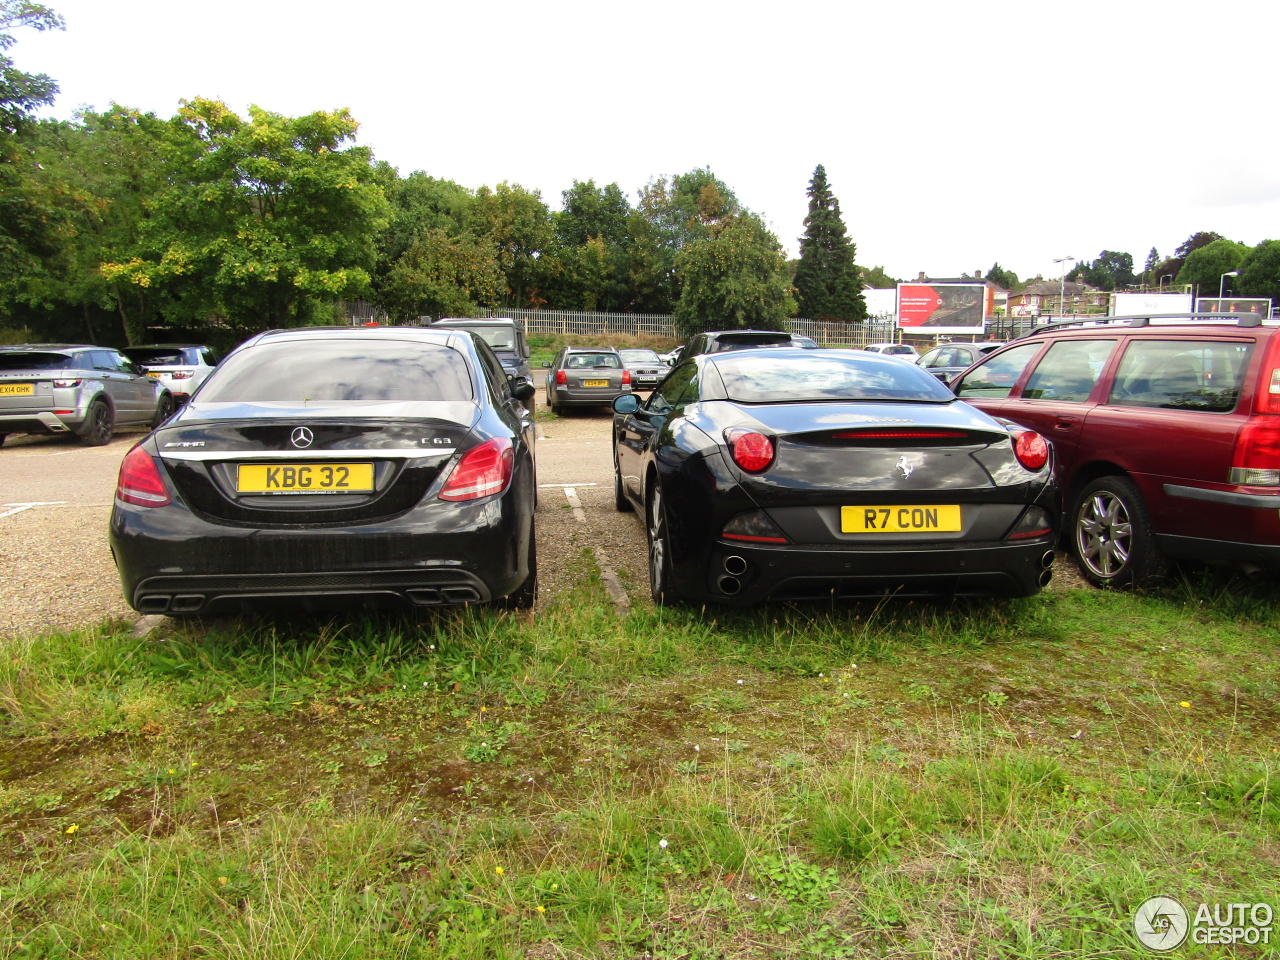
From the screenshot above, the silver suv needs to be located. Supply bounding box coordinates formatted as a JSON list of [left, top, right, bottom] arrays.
[[121, 344, 219, 403], [0, 344, 175, 447]]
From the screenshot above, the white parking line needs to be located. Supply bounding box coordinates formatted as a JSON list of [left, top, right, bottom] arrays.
[[0, 500, 68, 519]]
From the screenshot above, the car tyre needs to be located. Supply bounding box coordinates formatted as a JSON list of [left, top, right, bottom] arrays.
[[613, 449, 630, 513], [1071, 475, 1168, 589], [647, 485, 681, 606], [77, 399, 114, 446], [151, 392, 176, 430], [501, 528, 538, 610], [0, 434, 6, 448]]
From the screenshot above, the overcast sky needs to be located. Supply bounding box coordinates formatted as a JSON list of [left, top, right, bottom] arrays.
[[15, 0, 1280, 284]]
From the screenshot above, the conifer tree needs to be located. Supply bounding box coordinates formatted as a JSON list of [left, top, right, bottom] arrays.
[[793, 164, 866, 321]]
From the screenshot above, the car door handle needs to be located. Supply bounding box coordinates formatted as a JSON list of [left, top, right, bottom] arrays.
[[1053, 419, 1077, 431]]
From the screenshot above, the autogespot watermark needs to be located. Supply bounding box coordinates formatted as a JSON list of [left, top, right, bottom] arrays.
[[1133, 895, 1274, 951]]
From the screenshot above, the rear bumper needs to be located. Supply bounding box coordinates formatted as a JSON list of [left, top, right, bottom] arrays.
[[681, 537, 1057, 603], [0, 411, 80, 435], [549, 385, 631, 406], [109, 494, 533, 615]]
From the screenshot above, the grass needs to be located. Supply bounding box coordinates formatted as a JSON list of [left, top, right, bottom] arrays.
[[2, 564, 1280, 957]]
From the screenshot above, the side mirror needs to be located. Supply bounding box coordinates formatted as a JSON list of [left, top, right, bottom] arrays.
[[613, 393, 641, 415], [542, 361, 551, 368], [513, 380, 536, 403]]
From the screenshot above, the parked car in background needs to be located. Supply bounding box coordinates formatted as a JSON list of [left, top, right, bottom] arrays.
[[660, 345, 684, 366], [617, 348, 669, 390], [431, 317, 534, 408], [121, 344, 219, 404], [110, 325, 538, 615], [952, 313, 1280, 588], [612, 348, 1057, 605], [0, 344, 174, 447], [863, 342, 919, 358], [916, 341, 1005, 384], [680, 329, 818, 360], [543, 347, 631, 412]]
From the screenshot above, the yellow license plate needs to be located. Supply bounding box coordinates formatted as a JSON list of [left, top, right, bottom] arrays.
[[582, 379, 609, 387], [842, 505, 962, 533], [0, 383, 34, 396], [146, 371, 164, 378], [237, 462, 375, 494]]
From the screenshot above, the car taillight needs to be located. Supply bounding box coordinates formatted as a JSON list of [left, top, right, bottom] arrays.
[[1012, 430, 1049, 470], [622, 370, 631, 385], [725, 428, 775, 472], [555, 370, 567, 385], [52, 379, 82, 388], [1230, 416, 1280, 486], [170, 370, 193, 380], [116, 446, 172, 507], [1255, 335, 1280, 415], [439, 437, 514, 501]]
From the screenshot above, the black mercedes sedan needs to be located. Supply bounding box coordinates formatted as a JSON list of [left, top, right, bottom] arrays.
[[612, 348, 1058, 605], [109, 326, 538, 615]]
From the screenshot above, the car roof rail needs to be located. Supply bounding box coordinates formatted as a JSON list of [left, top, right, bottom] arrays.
[[1014, 313, 1264, 339]]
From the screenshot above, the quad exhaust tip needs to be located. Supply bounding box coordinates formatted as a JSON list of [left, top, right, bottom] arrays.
[[723, 555, 748, 576], [1040, 550, 1056, 569], [717, 575, 742, 596]]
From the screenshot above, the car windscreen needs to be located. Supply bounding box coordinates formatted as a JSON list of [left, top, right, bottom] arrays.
[[123, 348, 191, 365], [0, 351, 74, 371], [440, 326, 515, 350], [198, 340, 475, 402], [715, 353, 955, 403]]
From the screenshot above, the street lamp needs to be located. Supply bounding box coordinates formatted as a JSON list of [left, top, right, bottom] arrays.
[[1219, 270, 1239, 310], [1053, 256, 1075, 318]]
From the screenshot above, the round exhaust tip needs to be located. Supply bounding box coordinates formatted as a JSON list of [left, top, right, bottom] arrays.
[[1041, 550, 1056, 569], [723, 555, 748, 576], [718, 576, 741, 596], [1039, 568, 1054, 587]]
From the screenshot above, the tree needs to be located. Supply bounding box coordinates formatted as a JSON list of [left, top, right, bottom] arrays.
[[985, 262, 1019, 291], [793, 164, 865, 321], [0, 1, 63, 135], [1079, 250, 1135, 291], [673, 213, 795, 336], [470, 182, 553, 308], [547, 180, 635, 311], [1237, 240, 1280, 305], [380, 228, 504, 322], [100, 99, 389, 339], [1143, 247, 1160, 277], [1175, 238, 1249, 297], [857, 264, 899, 289]]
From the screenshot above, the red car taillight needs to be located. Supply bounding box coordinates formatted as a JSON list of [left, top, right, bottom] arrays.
[[622, 370, 631, 385], [725, 428, 775, 473], [1255, 335, 1280, 415], [1231, 417, 1280, 486], [439, 438, 514, 501], [555, 370, 567, 385], [1012, 430, 1049, 470], [116, 446, 172, 507]]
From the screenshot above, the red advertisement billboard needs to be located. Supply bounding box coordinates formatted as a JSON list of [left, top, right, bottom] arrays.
[[897, 283, 986, 333]]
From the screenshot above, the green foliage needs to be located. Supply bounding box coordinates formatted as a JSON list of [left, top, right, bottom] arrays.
[[856, 264, 898, 289], [794, 165, 865, 321], [1071, 250, 1135, 291], [0, 0, 64, 136], [985, 261, 1019, 291], [1238, 239, 1280, 304], [380, 228, 504, 322], [1175, 237, 1249, 295], [672, 213, 795, 335], [470, 182, 554, 308], [99, 98, 389, 337]]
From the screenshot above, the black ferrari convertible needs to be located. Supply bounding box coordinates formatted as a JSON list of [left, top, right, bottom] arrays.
[[612, 347, 1058, 605]]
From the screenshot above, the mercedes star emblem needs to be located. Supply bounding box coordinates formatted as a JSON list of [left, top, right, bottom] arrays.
[[290, 426, 315, 448]]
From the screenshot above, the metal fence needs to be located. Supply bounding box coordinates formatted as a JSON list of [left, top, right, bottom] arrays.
[[343, 301, 1034, 347]]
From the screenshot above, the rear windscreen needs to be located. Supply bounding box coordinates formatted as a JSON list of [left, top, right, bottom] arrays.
[[710, 334, 793, 351], [716, 353, 955, 403], [0, 352, 73, 371], [125, 348, 189, 365], [198, 341, 474, 402]]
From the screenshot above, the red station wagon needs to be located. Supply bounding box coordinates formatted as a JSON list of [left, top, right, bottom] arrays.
[[952, 313, 1280, 588]]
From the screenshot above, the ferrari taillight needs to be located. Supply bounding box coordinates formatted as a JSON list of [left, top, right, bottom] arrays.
[[439, 438, 514, 501], [1013, 430, 1049, 470], [116, 446, 171, 507], [725, 428, 775, 473]]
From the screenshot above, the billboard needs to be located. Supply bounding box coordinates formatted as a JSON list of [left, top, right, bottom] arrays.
[[897, 283, 985, 333], [1110, 292, 1194, 316], [1195, 297, 1273, 318]]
